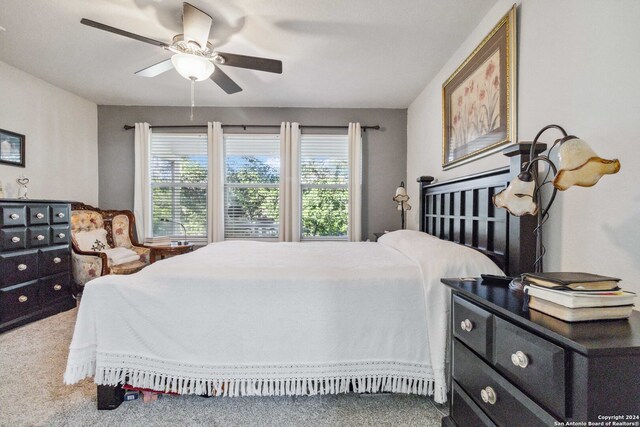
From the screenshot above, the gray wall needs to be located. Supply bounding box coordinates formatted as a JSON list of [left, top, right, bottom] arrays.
[[97, 106, 407, 241]]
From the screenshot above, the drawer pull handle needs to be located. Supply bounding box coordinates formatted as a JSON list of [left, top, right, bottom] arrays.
[[460, 319, 473, 332], [17, 263, 27, 271], [511, 351, 529, 368], [57, 212, 66, 218], [18, 295, 28, 303], [36, 235, 45, 241], [9, 213, 20, 220], [36, 213, 45, 219], [57, 233, 66, 238], [53, 284, 62, 291], [53, 257, 62, 264], [480, 386, 497, 405], [11, 236, 21, 243]]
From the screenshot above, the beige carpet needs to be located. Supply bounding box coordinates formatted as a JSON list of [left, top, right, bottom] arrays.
[[0, 308, 446, 426]]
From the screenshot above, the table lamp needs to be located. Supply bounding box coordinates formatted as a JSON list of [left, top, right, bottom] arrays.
[[159, 218, 190, 246], [393, 181, 411, 230], [492, 124, 620, 272]]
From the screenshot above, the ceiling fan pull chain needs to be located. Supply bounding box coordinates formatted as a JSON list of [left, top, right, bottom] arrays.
[[190, 78, 195, 121]]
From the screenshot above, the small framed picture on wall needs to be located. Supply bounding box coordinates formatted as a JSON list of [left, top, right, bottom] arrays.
[[0, 128, 25, 167]]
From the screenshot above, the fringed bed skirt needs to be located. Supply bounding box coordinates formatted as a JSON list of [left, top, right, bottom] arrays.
[[64, 350, 446, 402]]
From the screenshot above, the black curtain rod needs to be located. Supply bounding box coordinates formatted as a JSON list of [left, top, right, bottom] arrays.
[[122, 124, 380, 132]]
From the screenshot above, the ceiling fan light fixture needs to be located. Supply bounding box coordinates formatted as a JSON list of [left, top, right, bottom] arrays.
[[171, 53, 215, 81]]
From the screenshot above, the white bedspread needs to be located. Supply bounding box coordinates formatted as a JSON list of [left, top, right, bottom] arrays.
[[64, 230, 502, 403]]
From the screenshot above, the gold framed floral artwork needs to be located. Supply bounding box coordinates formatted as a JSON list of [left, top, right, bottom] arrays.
[[442, 5, 517, 169]]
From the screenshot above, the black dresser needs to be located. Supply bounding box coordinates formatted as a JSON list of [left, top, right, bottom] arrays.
[[441, 278, 640, 426], [0, 200, 75, 333]]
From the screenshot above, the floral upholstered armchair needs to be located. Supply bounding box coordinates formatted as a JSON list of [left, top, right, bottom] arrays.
[[70, 202, 151, 292]]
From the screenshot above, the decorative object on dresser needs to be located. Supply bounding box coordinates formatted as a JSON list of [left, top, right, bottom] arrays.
[[392, 181, 411, 229], [0, 200, 75, 333], [493, 124, 620, 272], [441, 278, 640, 426], [70, 203, 151, 293], [16, 175, 29, 199], [0, 128, 25, 167], [442, 6, 517, 169]]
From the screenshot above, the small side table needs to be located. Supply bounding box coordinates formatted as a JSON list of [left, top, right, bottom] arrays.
[[149, 243, 194, 263]]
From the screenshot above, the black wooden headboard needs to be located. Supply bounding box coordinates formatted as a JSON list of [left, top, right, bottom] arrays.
[[418, 144, 542, 276]]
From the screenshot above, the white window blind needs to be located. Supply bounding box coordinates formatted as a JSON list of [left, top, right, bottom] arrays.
[[149, 133, 208, 240], [300, 134, 349, 240], [224, 134, 280, 239]]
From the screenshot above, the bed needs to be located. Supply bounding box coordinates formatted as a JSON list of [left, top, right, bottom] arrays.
[[64, 152, 537, 409]]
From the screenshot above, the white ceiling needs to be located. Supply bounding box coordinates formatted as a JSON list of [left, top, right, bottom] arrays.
[[0, 0, 496, 108]]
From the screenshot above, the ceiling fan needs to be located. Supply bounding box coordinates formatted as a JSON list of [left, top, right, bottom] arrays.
[[80, 2, 282, 95]]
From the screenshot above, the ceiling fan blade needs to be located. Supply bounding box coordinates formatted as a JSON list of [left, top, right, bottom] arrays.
[[135, 58, 174, 77], [215, 52, 282, 74], [183, 2, 213, 49], [81, 18, 169, 48], [210, 65, 242, 94]]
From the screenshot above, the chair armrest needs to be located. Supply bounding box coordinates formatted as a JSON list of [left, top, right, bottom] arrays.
[[131, 243, 152, 250], [127, 244, 151, 265], [71, 244, 110, 275]]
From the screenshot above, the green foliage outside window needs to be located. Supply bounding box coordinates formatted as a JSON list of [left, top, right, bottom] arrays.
[[152, 159, 207, 238], [301, 188, 348, 238], [152, 155, 349, 239]]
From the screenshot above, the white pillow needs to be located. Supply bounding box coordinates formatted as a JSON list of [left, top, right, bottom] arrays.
[[74, 228, 111, 252]]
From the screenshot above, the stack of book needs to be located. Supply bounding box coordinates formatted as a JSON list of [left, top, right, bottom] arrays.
[[143, 236, 172, 247], [523, 272, 636, 322]]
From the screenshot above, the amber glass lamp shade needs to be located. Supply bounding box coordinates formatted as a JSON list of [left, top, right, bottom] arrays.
[[553, 138, 621, 191], [492, 174, 538, 217]]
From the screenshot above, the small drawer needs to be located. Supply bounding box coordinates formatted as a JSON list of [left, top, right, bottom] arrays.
[[39, 273, 71, 305], [493, 317, 566, 418], [39, 246, 70, 276], [28, 226, 51, 247], [0, 250, 38, 287], [50, 205, 69, 224], [453, 295, 494, 359], [454, 340, 557, 427], [1, 206, 27, 228], [0, 280, 39, 323], [0, 228, 27, 251], [28, 205, 50, 225], [452, 381, 497, 427], [51, 225, 70, 245]]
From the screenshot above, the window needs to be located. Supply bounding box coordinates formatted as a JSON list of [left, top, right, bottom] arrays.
[[300, 134, 349, 240], [149, 133, 208, 240], [224, 134, 280, 239]]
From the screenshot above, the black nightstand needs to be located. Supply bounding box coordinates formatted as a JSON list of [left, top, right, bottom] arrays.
[[441, 278, 640, 426]]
